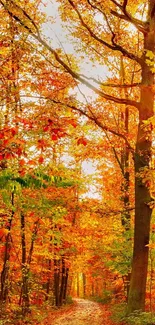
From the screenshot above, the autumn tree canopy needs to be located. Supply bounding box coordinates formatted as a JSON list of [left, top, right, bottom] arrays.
[[0, 0, 155, 322]]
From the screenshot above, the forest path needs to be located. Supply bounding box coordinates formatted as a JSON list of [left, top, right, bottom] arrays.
[[50, 298, 113, 325]]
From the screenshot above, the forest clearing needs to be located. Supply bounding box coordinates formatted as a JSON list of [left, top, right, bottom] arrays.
[[0, 0, 155, 324]]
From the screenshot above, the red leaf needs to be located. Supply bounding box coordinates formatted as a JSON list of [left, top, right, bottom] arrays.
[[51, 134, 58, 141], [37, 139, 46, 149], [0, 154, 4, 160], [43, 126, 49, 132], [70, 119, 77, 128], [11, 127, 18, 136], [16, 148, 23, 156], [59, 132, 66, 138], [28, 159, 35, 165], [19, 169, 26, 176], [38, 156, 44, 164], [77, 137, 87, 146], [19, 159, 25, 166], [0, 246, 5, 253], [48, 119, 53, 125], [5, 153, 12, 160], [52, 128, 59, 134], [4, 139, 9, 146]]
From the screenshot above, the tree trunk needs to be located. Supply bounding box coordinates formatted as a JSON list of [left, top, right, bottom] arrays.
[[46, 259, 51, 301], [95, 280, 99, 296], [83, 273, 86, 297], [59, 257, 66, 306], [54, 258, 60, 307], [77, 273, 80, 297], [119, 57, 131, 301], [92, 281, 94, 297], [121, 105, 130, 232], [21, 213, 30, 316], [59, 257, 69, 305], [127, 1, 155, 312], [120, 55, 131, 232], [0, 192, 14, 302], [123, 273, 131, 301], [0, 233, 12, 302], [63, 267, 69, 302]]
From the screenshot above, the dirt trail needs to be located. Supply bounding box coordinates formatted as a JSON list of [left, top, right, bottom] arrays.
[[51, 298, 113, 325]]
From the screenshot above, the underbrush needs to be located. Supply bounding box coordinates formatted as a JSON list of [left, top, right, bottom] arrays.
[[89, 290, 112, 304], [66, 295, 73, 304], [111, 303, 155, 325], [0, 296, 74, 325]]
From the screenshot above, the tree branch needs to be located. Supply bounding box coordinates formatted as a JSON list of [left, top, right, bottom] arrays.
[[102, 82, 140, 88], [20, 93, 135, 157], [110, 0, 149, 34], [123, 0, 128, 11], [86, 0, 113, 34], [94, 206, 134, 217], [79, 74, 140, 88], [9, 0, 41, 35], [42, 96, 134, 152], [0, 0, 140, 110], [110, 0, 122, 9], [68, 0, 142, 65], [102, 127, 125, 175]]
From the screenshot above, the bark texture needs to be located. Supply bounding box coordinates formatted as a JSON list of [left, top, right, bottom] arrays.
[[127, 0, 155, 313], [21, 213, 30, 315]]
